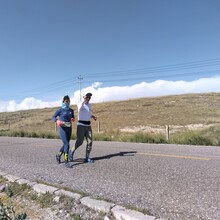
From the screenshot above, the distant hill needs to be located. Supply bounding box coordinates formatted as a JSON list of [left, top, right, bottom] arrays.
[[1, 93, 220, 135]]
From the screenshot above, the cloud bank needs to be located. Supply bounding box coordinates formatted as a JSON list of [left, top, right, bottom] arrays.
[[1, 76, 220, 112]]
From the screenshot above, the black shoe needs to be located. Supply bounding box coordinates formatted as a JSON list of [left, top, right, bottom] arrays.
[[56, 154, 61, 164], [64, 162, 72, 168]]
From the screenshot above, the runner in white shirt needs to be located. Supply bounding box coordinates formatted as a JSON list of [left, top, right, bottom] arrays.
[[69, 92, 97, 163]]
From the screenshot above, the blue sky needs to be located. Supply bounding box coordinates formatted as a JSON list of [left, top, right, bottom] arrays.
[[0, 0, 220, 112]]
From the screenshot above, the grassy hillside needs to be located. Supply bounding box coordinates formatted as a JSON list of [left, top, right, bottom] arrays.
[[1, 93, 220, 145], [95, 92, 220, 129]]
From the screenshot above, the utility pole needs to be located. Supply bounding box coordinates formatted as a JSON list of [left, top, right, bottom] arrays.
[[78, 75, 83, 101]]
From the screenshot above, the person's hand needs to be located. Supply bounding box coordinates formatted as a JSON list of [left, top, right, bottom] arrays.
[[92, 115, 97, 121], [56, 120, 63, 126], [70, 118, 75, 123]]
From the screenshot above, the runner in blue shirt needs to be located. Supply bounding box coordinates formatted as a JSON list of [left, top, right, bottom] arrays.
[[52, 95, 74, 168]]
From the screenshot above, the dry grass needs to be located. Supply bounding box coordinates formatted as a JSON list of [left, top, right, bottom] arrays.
[[96, 93, 220, 127], [1, 93, 220, 135]]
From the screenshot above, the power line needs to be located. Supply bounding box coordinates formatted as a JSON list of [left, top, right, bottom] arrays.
[[21, 78, 78, 96], [83, 69, 220, 84], [83, 58, 220, 79], [11, 58, 220, 99]]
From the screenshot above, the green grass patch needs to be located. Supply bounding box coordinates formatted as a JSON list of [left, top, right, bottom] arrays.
[[36, 192, 54, 208], [170, 130, 213, 146], [1, 127, 220, 146], [0, 130, 59, 139], [128, 132, 167, 144]]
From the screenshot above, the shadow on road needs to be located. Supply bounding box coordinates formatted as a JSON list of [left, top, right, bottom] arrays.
[[70, 151, 137, 167], [92, 151, 137, 161]]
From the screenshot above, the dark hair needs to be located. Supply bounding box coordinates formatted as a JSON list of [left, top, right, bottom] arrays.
[[85, 93, 92, 97], [63, 95, 70, 102]]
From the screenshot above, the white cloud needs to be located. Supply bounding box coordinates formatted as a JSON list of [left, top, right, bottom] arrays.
[[1, 76, 220, 112], [0, 98, 60, 112]]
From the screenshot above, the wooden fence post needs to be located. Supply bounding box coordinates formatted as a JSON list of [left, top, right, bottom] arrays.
[[55, 123, 57, 132], [98, 121, 100, 133], [166, 125, 170, 141]]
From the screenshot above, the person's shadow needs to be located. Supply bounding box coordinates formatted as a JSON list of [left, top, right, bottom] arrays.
[[71, 151, 137, 167], [92, 151, 137, 161]]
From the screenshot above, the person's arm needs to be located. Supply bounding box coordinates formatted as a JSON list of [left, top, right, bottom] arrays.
[[70, 109, 75, 122], [90, 105, 97, 120], [52, 109, 64, 126], [52, 109, 60, 122]]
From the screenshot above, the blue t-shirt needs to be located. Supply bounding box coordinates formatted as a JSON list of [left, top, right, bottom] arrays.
[[52, 108, 74, 122]]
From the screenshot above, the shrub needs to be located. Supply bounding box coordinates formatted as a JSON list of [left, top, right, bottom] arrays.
[[37, 192, 54, 208], [129, 132, 167, 144], [0, 200, 27, 220], [170, 131, 213, 146]]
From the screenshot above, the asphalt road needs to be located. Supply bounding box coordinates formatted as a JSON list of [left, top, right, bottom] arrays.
[[0, 137, 219, 220]]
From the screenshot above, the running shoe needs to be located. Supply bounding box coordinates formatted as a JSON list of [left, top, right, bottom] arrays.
[[56, 154, 61, 164], [69, 151, 74, 162], [84, 158, 94, 163]]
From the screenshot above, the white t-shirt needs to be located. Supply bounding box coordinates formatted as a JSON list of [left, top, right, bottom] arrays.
[[77, 101, 92, 126]]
